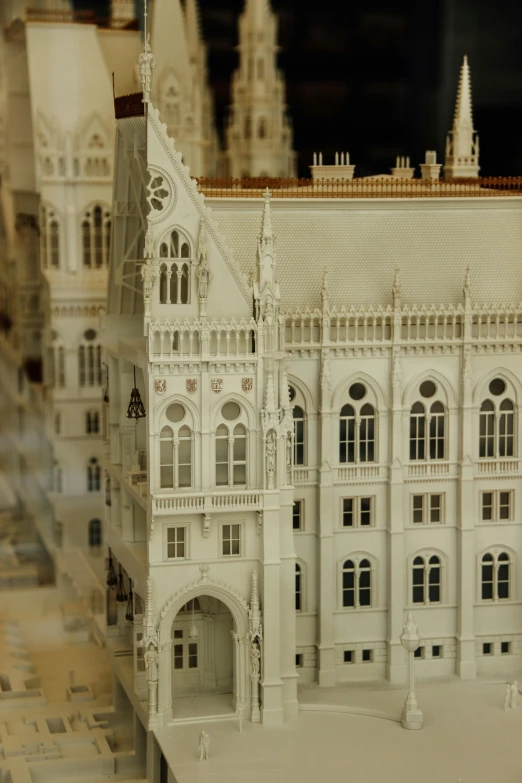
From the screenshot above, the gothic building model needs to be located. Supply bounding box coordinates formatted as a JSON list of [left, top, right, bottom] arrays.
[[1, 1, 522, 781]]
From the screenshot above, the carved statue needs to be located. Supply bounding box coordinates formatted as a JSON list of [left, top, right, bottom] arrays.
[[138, 36, 155, 100], [144, 227, 154, 259], [198, 730, 210, 761], [506, 680, 519, 710], [266, 432, 276, 473], [144, 642, 158, 683], [286, 433, 292, 467], [250, 643, 261, 678], [197, 259, 210, 299]]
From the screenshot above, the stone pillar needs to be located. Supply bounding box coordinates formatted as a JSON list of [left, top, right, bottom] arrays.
[[157, 641, 172, 726], [260, 497, 284, 725], [456, 348, 477, 678], [279, 487, 298, 718], [387, 350, 406, 683], [317, 448, 335, 686]]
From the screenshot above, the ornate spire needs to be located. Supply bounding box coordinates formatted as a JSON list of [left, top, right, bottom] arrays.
[[225, 0, 296, 177], [279, 361, 290, 409], [392, 267, 401, 308], [463, 264, 471, 305], [248, 570, 262, 640], [138, 0, 155, 104], [444, 56, 479, 178], [261, 188, 274, 244], [197, 221, 208, 262], [264, 366, 277, 412], [184, 0, 203, 62], [321, 269, 329, 311], [320, 353, 331, 391]]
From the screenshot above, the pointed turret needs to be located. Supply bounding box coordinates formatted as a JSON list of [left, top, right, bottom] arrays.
[[111, 0, 135, 28], [184, 0, 203, 64], [444, 56, 480, 178], [225, 0, 296, 178]]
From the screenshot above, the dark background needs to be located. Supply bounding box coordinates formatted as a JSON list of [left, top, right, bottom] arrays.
[[76, 0, 522, 177]]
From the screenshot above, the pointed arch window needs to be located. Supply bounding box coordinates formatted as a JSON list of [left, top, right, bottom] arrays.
[[215, 402, 248, 487], [78, 329, 101, 387], [479, 379, 516, 459], [293, 405, 305, 465], [51, 331, 65, 388], [342, 557, 372, 608], [481, 551, 511, 601], [87, 458, 101, 492], [40, 205, 60, 269], [159, 406, 193, 490], [412, 554, 441, 604], [159, 229, 191, 305], [340, 389, 376, 464], [81, 204, 111, 269], [410, 401, 446, 460]]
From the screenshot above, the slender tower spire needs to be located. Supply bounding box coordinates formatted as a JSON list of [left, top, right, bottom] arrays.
[[184, 0, 203, 64], [225, 0, 296, 178], [444, 55, 480, 178], [110, 0, 136, 28]]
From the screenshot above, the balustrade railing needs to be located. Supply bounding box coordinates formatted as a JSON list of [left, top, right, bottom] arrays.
[[477, 459, 521, 475], [149, 318, 257, 360], [407, 462, 452, 478], [153, 489, 261, 514], [336, 465, 382, 481]]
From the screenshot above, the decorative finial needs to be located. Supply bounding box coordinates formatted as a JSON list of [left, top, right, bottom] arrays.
[[321, 268, 329, 311], [463, 264, 471, 303], [392, 267, 401, 308], [261, 188, 274, 243], [138, 1, 155, 104]]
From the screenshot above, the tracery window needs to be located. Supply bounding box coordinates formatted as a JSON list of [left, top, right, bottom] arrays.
[[479, 378, 515, 458], [81, 204, 111, 269], [339, 383, 376, 464], [78, 329, 101, 387], [481, 551, 511, 601], [215, 401, 248, 487], [159, 229, 191, 305], [409, 381, 446, 461], [40, 205, 60, 269], [159, 403, 192, 490], [412, 554, 441, 604], [342, 556, 372, 608]]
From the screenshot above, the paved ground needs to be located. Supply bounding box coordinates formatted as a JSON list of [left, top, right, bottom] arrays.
[[156, 675, 522, 783]]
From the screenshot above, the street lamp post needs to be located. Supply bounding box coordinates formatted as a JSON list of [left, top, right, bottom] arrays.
[[400, 612, 423, 730]]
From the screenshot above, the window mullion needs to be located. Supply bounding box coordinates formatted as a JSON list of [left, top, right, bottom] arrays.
[[228, 436, 234, 487], [173, 438, 179, 489]]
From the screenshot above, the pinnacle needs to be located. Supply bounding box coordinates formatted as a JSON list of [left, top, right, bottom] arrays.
[[184, 0, 203, 59], [453, 54, 474, 129], [261, 188, 273, 241]]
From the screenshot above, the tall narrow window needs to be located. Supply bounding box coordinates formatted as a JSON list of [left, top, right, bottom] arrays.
[[295, 563, 302, 611], [233, 424, 246, 485], [159, 405, 192, 490], [86, 410, 100, 434], [78, 330, 101, 387], [339, 384, 377, 464], [429, 402, 445, 459], [215, 403, 248, 487], [158, 228, 191, 304], [215, 424, 229, 486], [410, 402, 426, 460], [342, 559, 355, 607], [293, 405, 305, 465], [479, 379, 516, 459], [87, 458, 101, 492], [52, 333, 65, 388], [412, 554, 441, 604], [81, 204, 111, 269], [40, 205, 61, 269], [481, 552, 511, 601], [88, 518, 102, 551]]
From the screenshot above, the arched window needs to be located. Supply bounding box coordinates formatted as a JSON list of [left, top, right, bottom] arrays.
[[481, 551, 511, 600], [51, 331, 65, 388], [159, 403, 193, 490], [87, 458, 101, 492], [339, 383, 376, 464], [342, 557, 372, 608], [412, 554, 441, 604], [40, 204, 60, 269], [78, 329, 101, 387], [158, 229, 191, 305], [410, 395, 446, 460], [295, 563, 302, 612], [293, 405, 305, 465], [479, 378, 516, 459], [258, 117, 267, 139], [215, 401, 248, 487], [81, 204, 111, 269], [86, 410, 100, 434], [88, 518, 102, 551]]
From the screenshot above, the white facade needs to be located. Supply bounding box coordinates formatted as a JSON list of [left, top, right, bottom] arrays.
[[225, 0, 296, 178]]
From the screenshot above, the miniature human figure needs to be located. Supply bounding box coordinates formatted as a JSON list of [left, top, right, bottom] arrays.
[[266, 432, 276, 474], [144, 642, 158, 683], [197, 259, 210, 299], [250, 643, 261, 678], [504, 683, 511, 711], [198, 730, 210, 761], [237, 702, 244, 733]]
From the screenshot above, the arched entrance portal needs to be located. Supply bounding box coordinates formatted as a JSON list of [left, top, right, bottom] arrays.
[[157, 581, 251, 725], [172, 597, 234, 700]]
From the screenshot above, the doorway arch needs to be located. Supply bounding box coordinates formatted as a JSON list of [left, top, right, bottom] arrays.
[[157, 581, 250, 724]]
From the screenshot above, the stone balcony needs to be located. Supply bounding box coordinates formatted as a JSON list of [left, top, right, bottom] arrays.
[[153, 489, 261, 515], [476, 458, 522, 477]]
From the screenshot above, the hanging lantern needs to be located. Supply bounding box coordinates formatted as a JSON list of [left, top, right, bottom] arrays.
[[125, 580, 134, 623], [116, 565, 128, 603], [126, 367, 146, 420], [106, 550, 117, 588], [188, 599, 198, 640]]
